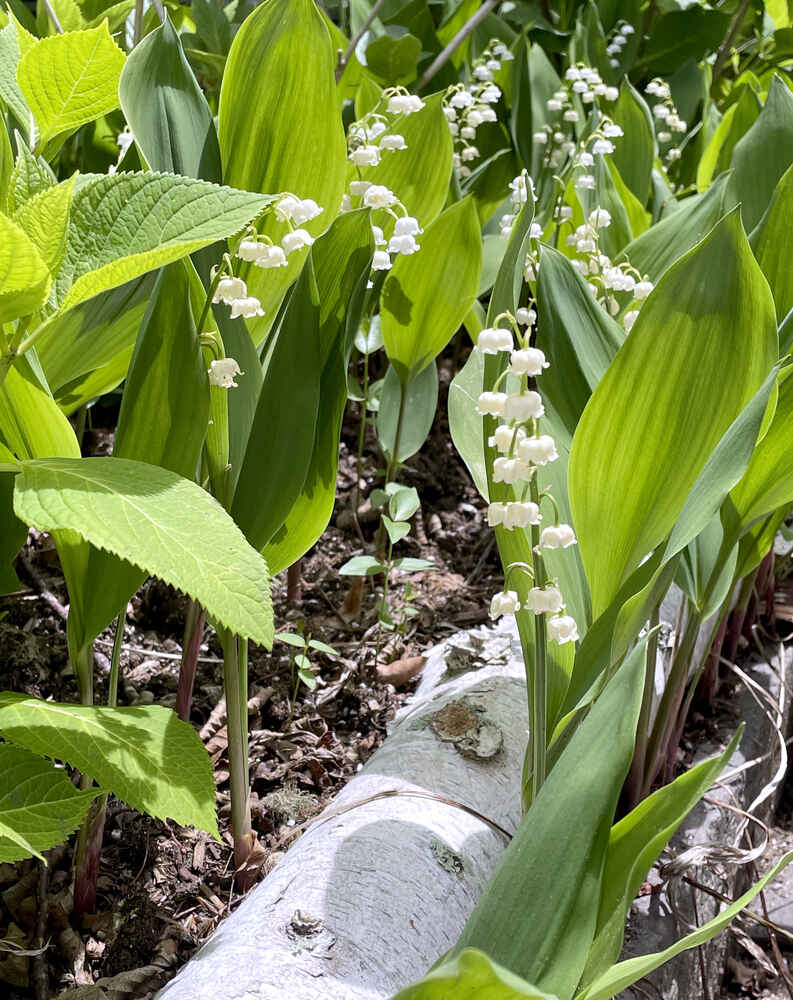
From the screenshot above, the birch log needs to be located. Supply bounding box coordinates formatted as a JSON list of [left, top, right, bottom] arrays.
[[157, 621, 528, 1000]]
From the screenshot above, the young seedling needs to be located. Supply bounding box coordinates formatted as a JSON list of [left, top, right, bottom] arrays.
[[275, 629, 339, 727]]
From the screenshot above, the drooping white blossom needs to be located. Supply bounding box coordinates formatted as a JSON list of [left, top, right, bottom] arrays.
[[208, 357, 243, 388], [364, 185, 398, 209], [477, 327, 514, 354], [386, 94, 424, 114], [282, 229, 314, 255], [230, 296, 264, 319], [524, 585, 565, 614], [372, 250, 392, 271], [388, 233, 420, 255], [518, 434, 558, 465], [380, 134, 407, 151], [490, 590, 520, 620], [540, 524, 577, 549], [509, 348, 548, 376], [213, 276, 247, 304], [547, 615, 579, 644]]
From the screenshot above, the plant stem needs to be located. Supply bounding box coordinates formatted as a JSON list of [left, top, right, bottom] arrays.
[[335, 0, 387, 82], [624, 607, 660, 811], [107, 611, 125, 708], [375, 380, 408, 556], [416, 0, 498, 91], [73, 641, 106, 917], [711, 0, 752, 87], [528, 476, 547, 805], [41, 0, 64, 33], [354, 351, 370, 516], [220, 629, 254, 888], [176, 600, 205, 722]]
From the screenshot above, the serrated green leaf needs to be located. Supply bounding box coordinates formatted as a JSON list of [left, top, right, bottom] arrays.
[[0, 695, 218, 836], [0, 18, 33, 139], [17, 21, 126, 148], [13, 456, 273, 648], [381, 197, 481, 385], [7, 136, 56, 214], [391, 948, 560, 1000], [570, 210, 778, 616], [0, 211, 50, 322], [12, 174, 74, 275], [218, 0, 347, 332], [0, 742, 98, 863], [54, 171, 274, 313]]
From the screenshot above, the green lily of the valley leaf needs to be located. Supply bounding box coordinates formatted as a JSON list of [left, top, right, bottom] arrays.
[[12, 457, 273, 649], [119, 16, 222, 182], [750, 161, 793, 331], [53, 171, 274, 313], [377, 360, 438, 463], [218, 0, 347, 330], [570, 210, 777, 616], [450, 637, 647, 998], [0, 211, 50, 322], [262, 209, 373, 575], [12, 173, 74, 275], [576, 850, 793, 1000], [0, 694, 218, 837], [0, 743, 98, 862], [391, 949, 560, 1000], [16, 21, 125, 149], [611, 79, 654, 205], [696, 85, 760, 193], [382, 196, 481, 385], [728, 75, 793, 234]]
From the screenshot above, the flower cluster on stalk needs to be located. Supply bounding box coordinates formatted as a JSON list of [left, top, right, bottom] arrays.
[[475, 304, 579, 646], [343, 87, 426, 274], [443, 41, 513, 179], [605, 20, 634, 69], [645, 78, 687, 170]]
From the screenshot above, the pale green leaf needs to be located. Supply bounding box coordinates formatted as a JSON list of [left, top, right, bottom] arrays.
[[7, 136, 56, 214], [12, 174, 74, 275], [696, 85, 760, 192], [391, 948, 560, 1000], [570, 210, 777, 616], [750, 161, 793, 327], [0, 18, 33, 139], [0, 694, 218, 836], [13, 457, 273, 649], [611, 79, 654, 205], [218, 0, 347, 331], [381, 197, 481, 385], [0, 742, 98, 863], [54, 171, 274, 313], [0, 211, 50, 322], [377, 361, 438, 463], [17, 21, 126, 147]]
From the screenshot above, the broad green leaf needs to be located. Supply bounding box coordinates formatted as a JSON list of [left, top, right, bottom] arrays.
[[581, 729, 741, 985], [54, 171, 274, 313], [377, 360, 438, 462], [119, 16, 222, 183], [262, 211, 373, 574], [728, 75, 793, 234], [67, 263, 211, 656], [726, 366, 793, 537], [391, 949, 560, 1000], [750, 161, 793, 328], [218, 0, 347, 330], [17, 21, 126, 148], [382, 197, 481, 385], [0, 355, 80, 460], [191, 0, 232, 55], [230, 259, 321, 551], [0, 470, 26, 593], [451, 637, 647, 998], [382, 516, 410, 544], [577, 850, 793, 1000], [388, 484, 420, 521], [0, 118, 12, 214], [365, 30, 421, 84], [696, 86, 760, 192], [734, 505, 789, 580], [510, 39, 560, 179], [353, 92, 454, 228], [570, 210, 777, 616], [634, 9, 730, 74], [36, 274, 154, 414], [536, 246, 622, 437], [12, 174, 74, 275], [13, 457, 273, 649], [0, 211, 50, 322], [619, 172, 737, 283], [0, 694, 218, 836], [0, 743, 98, 862], [573, 156, 635, 260], [611, 79, 654, 205], [339, 555, 386, 575]]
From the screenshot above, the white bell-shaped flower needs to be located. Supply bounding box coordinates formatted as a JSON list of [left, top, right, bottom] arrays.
[[476, 391, 508, 416], [254, 245, 288, 269], [588, 208, 611, 228], [388, 233, 420, 255], [524, 585, 565, 614], [518, 434, 558, 465], [229, 296, 264, 319], [380, 134, 407, 151], [350, 145, 381, 166], [603, 122, 623, 138], [633, 280, 654, 300], [364, 185, 398, 209], [477, 327, 513, 354], [349, 180, 371, 196], [387, 94, 424, 114], [450, 90, 474, 109], [282, 229, 314, 255], [515, 307, 536, 326], [492, 457, 532, 484], [540, 524, 577, 549], [237, 240, 268, 262], [592, 138, 615, 155], [488, 424, 525, 453], [548, 615, 579, 644], [372, 250, 392, 271], [208, 357, 243, 388], [509, 348, 548, 376], [503, 501, 542, 529], [575, 174, 596, 190], [504, 391, 544, 423], [489, 590, 520, 620], [393, 216, 423, 237], [213, 276, 247, 304], [371, 225, 387, 247]]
